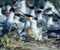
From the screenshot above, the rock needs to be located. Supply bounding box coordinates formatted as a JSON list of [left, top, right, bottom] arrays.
[[48, 33, 58, 38]]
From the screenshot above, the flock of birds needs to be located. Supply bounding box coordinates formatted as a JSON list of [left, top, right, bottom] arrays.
[[0, 0, 60, 41]]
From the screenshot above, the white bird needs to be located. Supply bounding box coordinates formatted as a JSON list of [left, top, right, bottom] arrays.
[[0, 7, 7, 23], [29, 17, 42, 41], [36, 8, 46, 31], [44, 1, 59, 15], [47, 15, 58, 30], [19, 0, 27, 14], [7, 12, 14, 24], [29, 8, 44, 41], [29, 5, 36, 17], [6, 5, 11, 13], [44, 0, 59, 29]]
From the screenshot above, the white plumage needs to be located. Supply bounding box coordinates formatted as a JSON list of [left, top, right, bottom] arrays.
[[44, 1, 59, 15], [0, 7, 7, 23], [7, 12, 14, 23], [44, 1, 59, 29], [19, 0, 27, 14]]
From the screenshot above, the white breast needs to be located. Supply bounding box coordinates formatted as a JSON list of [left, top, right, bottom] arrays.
[[0, 8, 7, 23], [30, 9, 36, 17], [47, 17, 54, 27], [30, 18, 39, 39], [38, 13, 43, 20], [20, 1, 27, 14], [8, 12, 14, 23]]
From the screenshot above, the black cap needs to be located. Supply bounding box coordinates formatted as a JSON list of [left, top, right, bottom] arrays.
[[12, 1, 18, 5], [36, 10, 42, 14], [29, 5, 35, 9], [45, 7, 52, 12], [47, 14, 53, 17], [10, 8, 15, 12], [15, 13, 21, 16], [40, 6, 44, 9], [24, 14, 33, 17], [36, 5, 44, 14]]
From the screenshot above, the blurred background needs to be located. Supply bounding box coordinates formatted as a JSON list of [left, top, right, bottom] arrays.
[[0, 0, 60, 8]]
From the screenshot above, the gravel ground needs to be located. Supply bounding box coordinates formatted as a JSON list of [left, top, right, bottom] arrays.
[[0, 28, 60, 50], [0, 34, 60, 50]]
